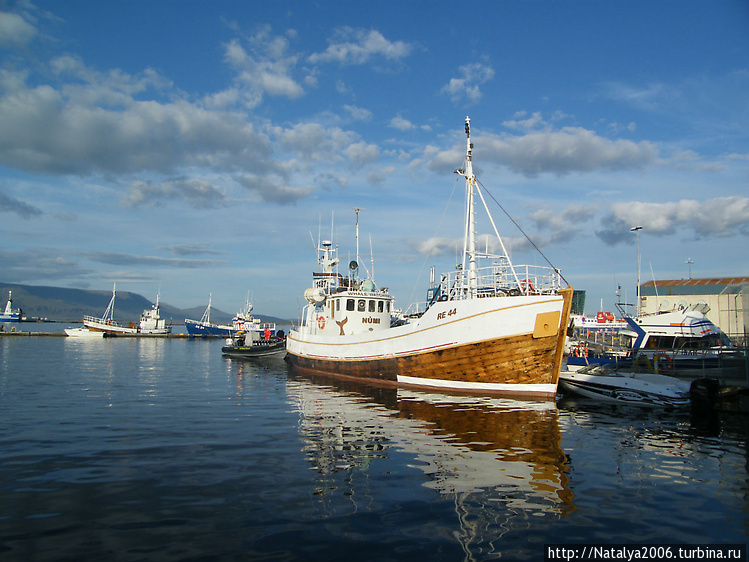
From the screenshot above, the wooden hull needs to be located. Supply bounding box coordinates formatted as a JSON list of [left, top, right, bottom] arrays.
[[287, 288, 573, 397]]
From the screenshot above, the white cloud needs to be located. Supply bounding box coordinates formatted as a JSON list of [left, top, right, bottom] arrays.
[[344, 105, 372, 122], [597, 196, 749, 245], [235, 173, 315, 204], [479, 127, 657, 176], [308, 28, 413, 65], [0, 66, 275, 176], [602, 81, 668, 111], [389, 116, 415, 131], [503, 111, 545, 132], [0, 11, 37, 47], [123, 179, 227, 209], [223, 26, 304, 106], [440, 63, 495, 103], [344, 141, 380, 168], [529, 204, 597, 244]]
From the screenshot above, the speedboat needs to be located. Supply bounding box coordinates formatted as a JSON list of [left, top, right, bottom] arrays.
[[558, 364, 691, 408]]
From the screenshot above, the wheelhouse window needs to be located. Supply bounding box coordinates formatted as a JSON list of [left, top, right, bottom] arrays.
[[346, 299, 355, 311], [357, 300, 366, 312], [368, 300, 375, 312], [378, 301, 384, 313]]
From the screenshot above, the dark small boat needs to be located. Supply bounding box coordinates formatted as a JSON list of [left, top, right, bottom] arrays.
[[221, 339, 286, 358]]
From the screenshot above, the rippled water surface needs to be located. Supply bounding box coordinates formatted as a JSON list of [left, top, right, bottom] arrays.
[[1, 334, 747, 561]]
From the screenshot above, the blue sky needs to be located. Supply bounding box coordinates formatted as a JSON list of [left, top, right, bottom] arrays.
[[1, 0, 748, 320]]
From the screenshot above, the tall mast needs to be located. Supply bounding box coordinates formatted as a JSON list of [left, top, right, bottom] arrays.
[[463, 117, 478, 297]]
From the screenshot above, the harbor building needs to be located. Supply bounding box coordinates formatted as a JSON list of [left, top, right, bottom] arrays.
[[639, 277, 748, 344]]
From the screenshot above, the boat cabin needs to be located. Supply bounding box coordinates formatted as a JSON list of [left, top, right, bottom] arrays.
[[303, 287, 394, 337]]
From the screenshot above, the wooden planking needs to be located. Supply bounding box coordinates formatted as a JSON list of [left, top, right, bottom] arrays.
[[287, 331, 561, 386]]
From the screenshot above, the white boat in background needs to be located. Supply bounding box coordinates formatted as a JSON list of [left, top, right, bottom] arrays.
[[617, 302, 742, 377], [230, 296, 276, 334], [1, 290, 22, 322], [83, 284, 171, 336], [565, 301, 744, 378], [64, 327, 104, 338], [559, 364, 691, 408], [286, 117, 574, 398]]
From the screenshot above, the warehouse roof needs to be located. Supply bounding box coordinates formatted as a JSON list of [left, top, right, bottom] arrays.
[[641, 277, 749, 296]]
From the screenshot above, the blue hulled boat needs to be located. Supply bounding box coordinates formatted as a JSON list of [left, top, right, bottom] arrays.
[[184, 294, 234, 337]]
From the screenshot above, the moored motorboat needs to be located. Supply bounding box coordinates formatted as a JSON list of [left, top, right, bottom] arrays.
[[221, 338, 287, 358], [286, 117, 574, 398], [565, 303, 744, 378], [222, 326, 286, 358], [64, 327, 104, 338], [558, 364, 691, 408], [83, 284, 172, 336]]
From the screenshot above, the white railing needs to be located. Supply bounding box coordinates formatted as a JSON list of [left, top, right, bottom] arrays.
[[439, 263, 563, 300]]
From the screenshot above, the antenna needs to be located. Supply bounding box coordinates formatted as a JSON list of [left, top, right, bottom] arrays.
[[369, 233, 375, 281], [685, 258, 693, 279], [353, 208, 362, 270]]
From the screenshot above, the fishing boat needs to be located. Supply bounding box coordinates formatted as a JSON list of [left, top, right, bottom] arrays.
[[184, 294, 234, 337], [1, 291, 22, 322], [558, 364, 691, 408], [83, 284, 171, 335], [285, 117, 574, 398]]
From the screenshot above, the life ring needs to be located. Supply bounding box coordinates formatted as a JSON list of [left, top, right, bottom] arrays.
[[317, 315, 326, 329], [655, 353, 673, 374], [521, 279, 534, 293]]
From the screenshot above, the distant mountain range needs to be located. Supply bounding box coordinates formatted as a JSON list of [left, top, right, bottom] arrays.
[[0, 282, 288, 325]]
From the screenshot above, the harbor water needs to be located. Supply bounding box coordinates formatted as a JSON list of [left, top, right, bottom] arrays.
[[1, 331, 747, 560]]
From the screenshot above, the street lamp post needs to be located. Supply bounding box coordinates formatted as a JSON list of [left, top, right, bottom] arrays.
[[685, 258, 694, 279], [631, 226, 643, 317]]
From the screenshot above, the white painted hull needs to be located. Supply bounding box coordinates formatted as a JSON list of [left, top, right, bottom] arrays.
[[65, 327, 104, 338], [559, 367, 691, 408], [287, 291, 571, 397]]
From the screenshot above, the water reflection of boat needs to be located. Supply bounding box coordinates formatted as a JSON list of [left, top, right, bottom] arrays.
[[285, 369, 574, 554]]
